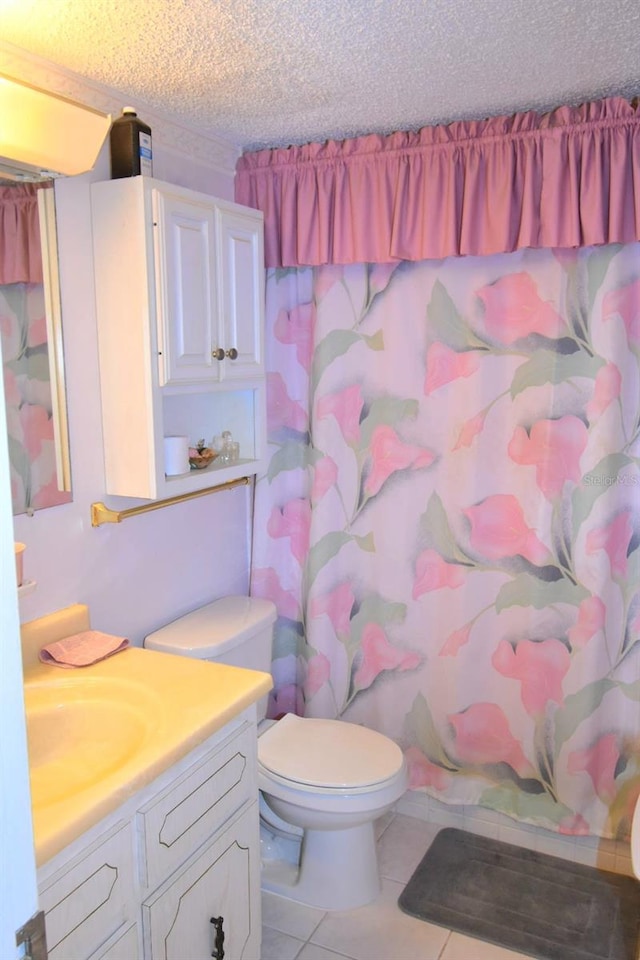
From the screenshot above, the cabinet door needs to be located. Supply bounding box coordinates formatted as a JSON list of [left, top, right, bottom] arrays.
[[143, 804, 260, 960], [216, 206, 264, 381], [40, 823, 135, 960], [154, 189, 219, 386], [91, 924, 140, 960]]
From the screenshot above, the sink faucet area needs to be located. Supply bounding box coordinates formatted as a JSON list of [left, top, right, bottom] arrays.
[[21, 604, 272, 866]]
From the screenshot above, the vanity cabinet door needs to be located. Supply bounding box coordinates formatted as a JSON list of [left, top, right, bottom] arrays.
[[39, 822, 136, 960], [153, 189, 219, 387], [91, 923, 140, 960], [143, 803, 261, 960]]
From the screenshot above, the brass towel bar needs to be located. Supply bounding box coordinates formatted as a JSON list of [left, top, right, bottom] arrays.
[[91, 476, 251, 527]]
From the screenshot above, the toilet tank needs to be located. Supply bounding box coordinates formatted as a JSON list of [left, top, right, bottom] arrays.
[[144, 596, 277, 719]]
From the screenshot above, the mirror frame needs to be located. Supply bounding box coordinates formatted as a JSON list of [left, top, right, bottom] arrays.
[[38, 184, 71, 493]]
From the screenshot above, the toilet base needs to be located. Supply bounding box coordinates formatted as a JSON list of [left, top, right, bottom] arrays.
[[260, 815, 301, 866], [261, 821, 380, 910]]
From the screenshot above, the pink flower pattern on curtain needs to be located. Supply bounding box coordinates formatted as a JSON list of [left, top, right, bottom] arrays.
[[252, 246, 640, 839]]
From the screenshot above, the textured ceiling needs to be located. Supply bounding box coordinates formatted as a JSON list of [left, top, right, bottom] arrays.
[[1, 0, 639, 153]]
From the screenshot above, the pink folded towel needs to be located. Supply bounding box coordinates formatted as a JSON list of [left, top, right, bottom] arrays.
[[39, 630, 130, 668]]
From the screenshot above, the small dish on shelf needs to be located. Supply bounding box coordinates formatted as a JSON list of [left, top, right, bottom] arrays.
[[189, 443, 217, 470]]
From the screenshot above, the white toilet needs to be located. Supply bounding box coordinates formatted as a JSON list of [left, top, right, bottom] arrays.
[[144, 595, 408, 910]]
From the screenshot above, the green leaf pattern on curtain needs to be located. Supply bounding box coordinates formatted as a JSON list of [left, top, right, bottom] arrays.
[[252, 245, 640, 840]]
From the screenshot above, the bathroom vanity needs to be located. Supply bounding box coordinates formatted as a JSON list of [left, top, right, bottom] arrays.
[[38, 713, 259, 960], [21, 605, 272, 960]]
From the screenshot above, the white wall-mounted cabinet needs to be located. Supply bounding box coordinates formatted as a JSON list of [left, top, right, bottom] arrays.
[[91, 176, 266, 500], [38, 713, 261, 960]]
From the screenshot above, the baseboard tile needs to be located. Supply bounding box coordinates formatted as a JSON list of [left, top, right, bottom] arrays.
[[393, 789, 633, 876]]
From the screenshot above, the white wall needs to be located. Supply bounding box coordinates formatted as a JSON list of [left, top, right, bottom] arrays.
[[7, 44, 255, 644]]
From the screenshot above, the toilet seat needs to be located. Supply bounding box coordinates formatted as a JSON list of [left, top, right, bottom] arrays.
[[258, 713, 404, 789], [258, 763, 406, 798]]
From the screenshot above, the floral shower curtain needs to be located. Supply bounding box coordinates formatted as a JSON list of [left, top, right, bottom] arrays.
[[239, 96, 640, 839], [251, 243, 640, 840]]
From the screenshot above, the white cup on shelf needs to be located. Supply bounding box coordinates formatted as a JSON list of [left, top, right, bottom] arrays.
[[163, 435, 189, 475]]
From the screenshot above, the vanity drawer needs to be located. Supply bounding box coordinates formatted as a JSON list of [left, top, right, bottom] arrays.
[[40, 822, 135, 960], [139, 722, 256, 891]]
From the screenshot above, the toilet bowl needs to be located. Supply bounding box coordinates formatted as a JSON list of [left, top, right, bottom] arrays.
[[144, 596, 408, 910], [258, 712, 407, 909]]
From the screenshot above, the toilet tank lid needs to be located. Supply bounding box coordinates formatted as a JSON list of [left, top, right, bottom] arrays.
[[144, 596, 277, 658]]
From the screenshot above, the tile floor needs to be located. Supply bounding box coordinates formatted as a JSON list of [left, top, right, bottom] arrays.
[[260, 813, 537, 960]]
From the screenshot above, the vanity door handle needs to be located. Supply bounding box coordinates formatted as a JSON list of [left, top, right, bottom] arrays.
[[212, 348, 225, 361], [210, 915, 225, 959], [225, 347, 238, 360]]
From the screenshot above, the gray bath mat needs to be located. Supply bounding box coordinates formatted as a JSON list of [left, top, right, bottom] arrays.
[[398, 828, 640, 960]]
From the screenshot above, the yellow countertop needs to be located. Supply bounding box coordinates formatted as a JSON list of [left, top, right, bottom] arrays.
[[24, 646, 272, 866]]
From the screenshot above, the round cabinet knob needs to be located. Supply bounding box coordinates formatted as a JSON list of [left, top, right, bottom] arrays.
[[225, 348, 238, 360], [211, 347, 225, 361]]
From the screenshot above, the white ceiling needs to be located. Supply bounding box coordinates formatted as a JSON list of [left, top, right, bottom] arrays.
[[1, 0, 639, 153]]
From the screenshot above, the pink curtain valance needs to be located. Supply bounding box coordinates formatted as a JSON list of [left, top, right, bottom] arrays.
[[235, 97, 640, 268], [0, 182, 43, 285]]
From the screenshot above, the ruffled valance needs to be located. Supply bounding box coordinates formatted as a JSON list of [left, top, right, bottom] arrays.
[[0, 182, 43, 285], [235, 98, 640, 268]]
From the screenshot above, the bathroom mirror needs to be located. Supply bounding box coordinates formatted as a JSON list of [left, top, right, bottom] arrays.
[[0, 179, 72, 514]]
